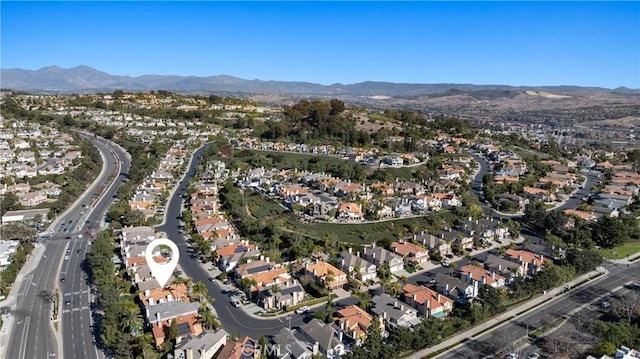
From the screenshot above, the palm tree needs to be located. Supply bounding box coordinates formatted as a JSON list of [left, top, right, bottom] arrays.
[[198, 304, 220, 331], [134, 332, 155, 359], [120, 307, 144, 337], [192, 281, 208, 302], [241, 278, 258, 300]]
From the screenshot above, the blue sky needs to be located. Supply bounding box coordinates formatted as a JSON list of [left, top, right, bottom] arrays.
[[1, 1, 639, 88]]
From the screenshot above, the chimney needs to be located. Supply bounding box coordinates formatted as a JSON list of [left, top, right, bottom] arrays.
[[145, 289, 150, 297], [491, 272, 496, 279], [348, 247, 352, 254], [312, 342, 319, 355], [468, 216, 472, 222], [346, 319, 350, 329], [412, 293, 417, 302], [372, 243, 376, 248], [540, 254, 544, 262], [518, 255, 523, 263], [260, 255, 264, 261], [266, 256, 270, 263], [481, 276, 487, 285], [413, 234, 417, 241], [313, 269, 317, 276], [394, 300, 398, 308], [340, 321, 345, 330], [383, 311, 387, 319], [341, 259, 346, 268], [339, 331, 344, 342], [149, 297, 154, 305]]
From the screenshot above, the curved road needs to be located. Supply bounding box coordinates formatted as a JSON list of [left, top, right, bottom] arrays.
[[157, 145, 308, 339]]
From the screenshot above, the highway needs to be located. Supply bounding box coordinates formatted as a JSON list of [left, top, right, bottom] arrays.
[[5, 133, 130, 359], [60, 134, 131, 359], [439, 261, 640, 359]]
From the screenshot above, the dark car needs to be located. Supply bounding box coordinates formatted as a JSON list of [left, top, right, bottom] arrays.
[[60, 278, 65, 282], [65, 300, 71, 306]]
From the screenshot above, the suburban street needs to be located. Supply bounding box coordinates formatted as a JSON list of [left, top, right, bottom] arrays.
[[157, 144, 310, 339], [438, 261, 640, 359], [4, 133, 130, 359]]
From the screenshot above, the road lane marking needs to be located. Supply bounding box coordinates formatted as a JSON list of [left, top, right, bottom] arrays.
[[18, 316, 30, 359]]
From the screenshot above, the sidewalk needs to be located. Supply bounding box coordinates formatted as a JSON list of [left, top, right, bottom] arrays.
[[405, 266, 608, 359]]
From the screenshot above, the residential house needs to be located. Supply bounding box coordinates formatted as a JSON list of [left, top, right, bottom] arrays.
[[505, 248, 549, 275], [19, 192, 47, 207], [483, 254, 523, 283], [459, 264, 506, 289], [370, 293, 421, 329], [305, 261, 348, 290], [413, 231, 453, 257], [522, 186, 555, 202], [261, 280, 305, 311], [234, 260, 273, 282], [338, 249, 377, 282], [402, 283, 454, 318], [334, 304, 384, 345], [337, 202, 363, 221], [391, 240, 430, 264], [361, 244, 404, 274], [297, 319, 346, 359], [270, 328, 314, 359], [216, 336, 261, 359], [173, 329, 228, 359], [434, 273, 478, 303], [145, 301, 201, 348]]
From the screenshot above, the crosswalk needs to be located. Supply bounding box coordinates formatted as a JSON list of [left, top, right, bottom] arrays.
[[62, 306, 90, 314], [64, 290, 90, 297]]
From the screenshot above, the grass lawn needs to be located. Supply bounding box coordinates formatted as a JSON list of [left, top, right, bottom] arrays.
[[598, 241, 640, 260], [287, 216, 433, 244], [246, 191, 285, 218]]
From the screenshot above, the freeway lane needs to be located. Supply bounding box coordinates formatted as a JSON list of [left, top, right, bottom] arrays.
[[6, 133, 127, 359], [157, 145, 308, 339], [439, 261, 640, 359], [60, 134, 131, 359], [6, 240, 66, 359]]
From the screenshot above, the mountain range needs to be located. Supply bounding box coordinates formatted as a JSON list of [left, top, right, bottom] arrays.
[[2, 65, 638, 96]]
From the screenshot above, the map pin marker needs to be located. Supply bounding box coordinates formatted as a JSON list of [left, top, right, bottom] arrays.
[[145, 238, 180, 287]]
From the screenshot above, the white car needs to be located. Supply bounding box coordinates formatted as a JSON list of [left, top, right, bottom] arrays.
[[230, 298, 241, 308], [527, 353, 540, 359], [441, 260, 451, 267], [64, 255, 70, 260], [295, 306, 310, 314], [600, 301, 611, 308]]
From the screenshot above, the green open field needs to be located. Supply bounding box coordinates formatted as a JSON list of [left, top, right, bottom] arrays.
[[287, 216, 440, 245], [598, 241, 640, 260], [246, 192, 285, 218]]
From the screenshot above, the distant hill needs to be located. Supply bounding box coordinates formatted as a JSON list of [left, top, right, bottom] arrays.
[[1, 65, 638, 96]]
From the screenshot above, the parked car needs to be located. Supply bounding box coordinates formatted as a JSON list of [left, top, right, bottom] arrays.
[[600, 301, 611, 309], [441, 260, 451, 267], [230, 298, 241, 308], [295, 306, 310, 314], [527, 353, 540, 359]]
